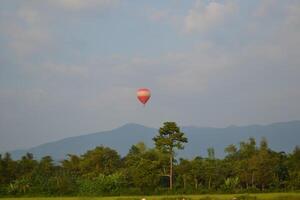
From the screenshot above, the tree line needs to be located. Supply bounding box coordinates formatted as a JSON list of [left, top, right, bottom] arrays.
[[0, 122, 299, 196]]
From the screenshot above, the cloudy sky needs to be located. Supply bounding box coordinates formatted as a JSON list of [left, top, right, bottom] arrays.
[[1, 0, 300, 151]]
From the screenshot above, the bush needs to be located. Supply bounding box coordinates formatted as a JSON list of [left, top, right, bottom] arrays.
[[77, 173, 125, 196], [221, 177, 240, 193], [0, 185, 7, 196]]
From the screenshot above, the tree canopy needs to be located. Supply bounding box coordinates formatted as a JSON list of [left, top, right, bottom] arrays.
[[0, 123, 299, 196], [153, 122, 188, 190]]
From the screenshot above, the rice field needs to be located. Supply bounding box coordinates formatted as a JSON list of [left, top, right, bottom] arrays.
[[1, 193, 300, 200]]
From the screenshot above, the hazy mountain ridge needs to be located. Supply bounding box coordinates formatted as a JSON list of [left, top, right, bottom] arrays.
[[8, 121, 300, 160]]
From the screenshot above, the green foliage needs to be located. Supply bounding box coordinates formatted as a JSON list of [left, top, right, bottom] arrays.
[[221, 177, 240, 193], [153, 122, 188, 154], [1, 153, 18, 184], [124, 145, 164, 192], [80, 146, 121, 177], [46, 171, 78, 195], [7, 177, 31, 195], [61, 154, 81, 177], [77, 173, 125, 196], [1, 129, 300, 197], [153, 122, 188, 190]]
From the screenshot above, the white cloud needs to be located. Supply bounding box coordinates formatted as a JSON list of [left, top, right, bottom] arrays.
[[42, 63, 89, 78], [51, 0, 120, 11], [185, 0, 237, 33], [285, 2, 300, 28], [1, 6, 51, 58], [7, 25, 50, 57], [157, 45, 233, 95], [18, 7, 41, 24], [145, 6, 181, 29], [144, 5, 184, 32], [246, 2, 300, 65], [148, 9, 170, 22], [0, 89, 48, 114], [253, 0, 277, 17], [0, 0, 120, 59], [1, 0, 300, 151], [80, 86, 135, 112]]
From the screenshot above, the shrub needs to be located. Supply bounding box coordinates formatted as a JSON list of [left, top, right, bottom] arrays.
[[77, 172, 125, 196]]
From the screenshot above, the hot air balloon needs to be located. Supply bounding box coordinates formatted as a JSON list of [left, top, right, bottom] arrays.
[[137, 88, 151, 106]]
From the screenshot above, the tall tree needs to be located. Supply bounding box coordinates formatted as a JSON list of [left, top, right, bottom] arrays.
[[1, 153, 18, 184], [206, 148, 216, 189], [253, 139, 275, 190], [18, 153, 38, 178], [124, 143, 166, 191], [176, 158, 192, 189], [153, 122, 188, 190], [61, 154, 81, 177], [80, 146, 121, 177], [190, 157, 205, 190], [288, 146, 300, 189], [225, 144, 238, 159]]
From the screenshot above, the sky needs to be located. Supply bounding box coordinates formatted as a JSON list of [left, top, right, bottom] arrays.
[[1, 0, 300, 152]]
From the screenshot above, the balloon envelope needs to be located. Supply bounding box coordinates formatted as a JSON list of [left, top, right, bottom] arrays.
[[137, 88, 151, 105]]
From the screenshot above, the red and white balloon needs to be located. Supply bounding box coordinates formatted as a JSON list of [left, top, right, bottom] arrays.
[[137, 88, 151, 106]]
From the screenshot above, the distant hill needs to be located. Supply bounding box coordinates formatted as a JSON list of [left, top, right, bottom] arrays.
[[8, 121, 300, 160]]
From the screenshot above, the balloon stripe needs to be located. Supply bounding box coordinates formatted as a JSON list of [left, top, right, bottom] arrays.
[[137, 91, 151, 96], [137, 88, 151, 105]]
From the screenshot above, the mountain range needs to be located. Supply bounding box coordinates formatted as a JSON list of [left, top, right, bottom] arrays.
[[8, 120, 300, 160]]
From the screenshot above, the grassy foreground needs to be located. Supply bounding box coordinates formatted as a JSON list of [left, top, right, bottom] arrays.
[[1, 193, 300, 200]]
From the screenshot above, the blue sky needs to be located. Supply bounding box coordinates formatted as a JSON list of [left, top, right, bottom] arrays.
[[1, 0, 300, 151]]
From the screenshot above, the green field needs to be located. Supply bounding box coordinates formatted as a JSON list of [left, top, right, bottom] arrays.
[[1, 193, 300, 200]]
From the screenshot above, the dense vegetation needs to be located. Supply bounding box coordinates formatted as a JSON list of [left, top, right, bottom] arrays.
[[1, 193, 300, 200], [0, 122, 299, 197]]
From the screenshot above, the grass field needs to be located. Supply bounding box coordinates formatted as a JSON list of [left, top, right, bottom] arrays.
[[1, 193, 300, 200]]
